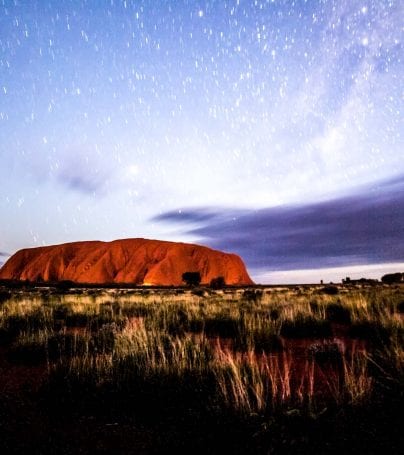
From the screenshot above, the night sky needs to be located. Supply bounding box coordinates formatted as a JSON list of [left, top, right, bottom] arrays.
[[0, 0, 403, 283]]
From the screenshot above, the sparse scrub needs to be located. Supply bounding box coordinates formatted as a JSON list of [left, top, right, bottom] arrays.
[[204, 315, 240, 338], [0, 284, 403, 453], [308, 341, 344, 365], [280, 315, 332, 338], [7, 330, 50, 365], [0, 290, 11, 304], [325, 303, 352, 324], [243, 288, 263, 303], [320, 285, 339, 295], [250, 330, 283, 353], [349, 321, 391, 347]]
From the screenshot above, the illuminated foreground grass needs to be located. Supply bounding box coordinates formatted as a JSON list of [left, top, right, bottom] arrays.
[[0, 284, 403, 453]]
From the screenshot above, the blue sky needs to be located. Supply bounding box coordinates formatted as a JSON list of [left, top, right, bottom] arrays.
[[0, 0, 403, 283]]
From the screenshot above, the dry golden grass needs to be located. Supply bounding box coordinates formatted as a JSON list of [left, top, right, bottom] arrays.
[[0, 284, 403, 417]]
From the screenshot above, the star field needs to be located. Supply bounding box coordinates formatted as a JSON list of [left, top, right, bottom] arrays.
[[0, 0, 403, 282]]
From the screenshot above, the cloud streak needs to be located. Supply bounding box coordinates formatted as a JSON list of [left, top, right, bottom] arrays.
[[57, 170, 105, 194], [153, 175, 404, 272], [55, 148, 114, 195]]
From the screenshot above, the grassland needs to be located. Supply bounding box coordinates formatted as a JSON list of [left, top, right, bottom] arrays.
[[0, 283, 403, 454]]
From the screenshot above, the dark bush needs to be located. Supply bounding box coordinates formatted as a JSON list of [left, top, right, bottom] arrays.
[[191, 287, 209, 297], [0, 291, 11, 304], [47, 333, 89, 359], [381, 273, 403, 284], [210, 276, 226, 289], [308, 341, 343, 365], [8, 340, 47, 365], [325, 304, 351, 324], [269, 308, 280, 321], [349, 322, 390, 347], [4, 314, 29, 334], [243, 289, 263, 302], [396, 301, 404, 314], [321, 286, 339, 295], [280, 317, 332, 338], [188, 318, 204, 333], [53, 304, 70, 320], [182, 272, 201, 286], [0, 326, 17, 345], [65, 313, 90, 327], [252, 331, 283, 353], [55, 280, 75, 292], [204, 317, 239, 338], [0, 313, 51, 343], [167, 318, 187, 336]]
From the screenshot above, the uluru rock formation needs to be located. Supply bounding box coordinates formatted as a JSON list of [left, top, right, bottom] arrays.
[[0, 238, 254, 286]]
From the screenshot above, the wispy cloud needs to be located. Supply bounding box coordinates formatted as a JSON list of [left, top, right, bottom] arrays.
[[57, 168, 106, 194], [55, 148, 113, 195], [153, 175, 404, 272]]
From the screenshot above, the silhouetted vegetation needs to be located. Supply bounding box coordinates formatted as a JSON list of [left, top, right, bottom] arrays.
[[243, 288, 263, 302], [0, 290, 11, 304], [381, 272, 403, 284], [325, 303, 352, 324], [55, 280, 75, 292], [280, 315, 332, 338], [210, 276, 226, 289], [182, 271, 201, 286], [320, 285, 339, 295]]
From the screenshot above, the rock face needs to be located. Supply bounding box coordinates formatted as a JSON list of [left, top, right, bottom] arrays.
[[0, 238, 254, 286]]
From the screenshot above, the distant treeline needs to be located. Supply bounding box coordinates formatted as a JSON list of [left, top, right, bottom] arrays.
[[381, 272, 404, 284], [1, 273, 403, 290]]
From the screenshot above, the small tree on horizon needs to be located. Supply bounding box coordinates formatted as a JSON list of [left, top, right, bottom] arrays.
[[182, 272, 201, 287], [210, 276, 226, 289], [381, 272, 403, 284]]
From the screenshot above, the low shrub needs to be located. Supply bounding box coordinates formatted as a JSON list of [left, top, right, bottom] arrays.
[[269, 308, 281, 321], [349, 322, 391, 347], [397, 301, 404, 314], [8, 338, 48, 365], [192, 287, 209, 297], [243, 289, 263, 302], [0, 291, 11, 304], [65, 312, 89, 327], [308, 341, 343, 365], [204, 316, 240, 338], [321, 286, 339, 295], [252, 331, 283, 353], [53, 304, 70, 320], [47, 333, 89, 359], [325, 304, 351, 324], [280, 316, 332, 338]]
